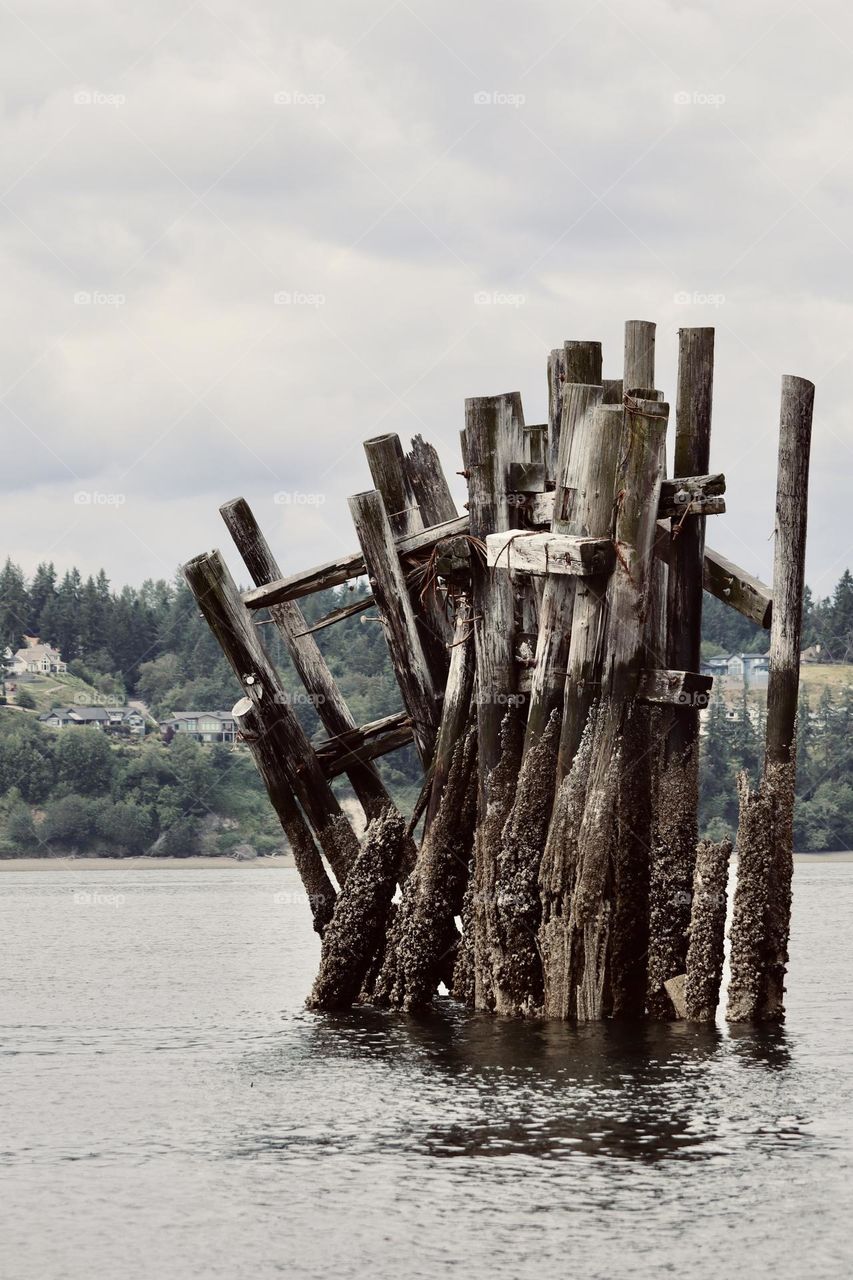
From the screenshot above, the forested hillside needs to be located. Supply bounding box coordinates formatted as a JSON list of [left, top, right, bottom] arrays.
[[1, 556, 851, 854]]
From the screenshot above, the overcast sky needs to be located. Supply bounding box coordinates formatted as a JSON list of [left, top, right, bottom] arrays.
[[2, 0, 852, 598]]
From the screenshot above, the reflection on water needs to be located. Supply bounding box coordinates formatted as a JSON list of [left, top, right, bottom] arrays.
[[242, 1003, 796, 1165], [1, 864, 851, 1280]]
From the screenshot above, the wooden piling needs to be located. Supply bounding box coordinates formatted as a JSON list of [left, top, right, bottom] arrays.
[[648, 328, 715, 1018], [182, 550, 359, 886], [232, 695, 336, 934], [565, 396, 669, 1020], [220, 497, 395, 823], [364, 434, 452, 683], [728, 375, 814, 1022], [465, 391, 526, 1010], [525, 381, 604, 750], [684, 837, 732, 1021], [349, 489, 441, 767]]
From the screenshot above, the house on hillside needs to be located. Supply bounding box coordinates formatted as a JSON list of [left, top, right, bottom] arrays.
[[39, 705, 146, 736], [8, 636, 67, 675], [700, 651, 770, 688], [160, 711, 237, 744]]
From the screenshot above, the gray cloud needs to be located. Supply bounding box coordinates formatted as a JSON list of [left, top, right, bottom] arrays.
[[2, 0, 851, 596]]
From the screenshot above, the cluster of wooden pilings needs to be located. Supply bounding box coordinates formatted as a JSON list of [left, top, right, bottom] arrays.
[[184, 321, 814, 1023]]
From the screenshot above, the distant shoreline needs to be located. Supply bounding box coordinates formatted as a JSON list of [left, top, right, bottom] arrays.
[[0, 855, 297, 870], [0, 852, 851, 870]]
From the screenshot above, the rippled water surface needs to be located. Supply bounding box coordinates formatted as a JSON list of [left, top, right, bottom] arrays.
[[2, 863, 852, 1279]]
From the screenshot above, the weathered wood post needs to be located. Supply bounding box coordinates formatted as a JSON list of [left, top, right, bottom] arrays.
[[425, 595, 476, 830], [728, 375, 814, 1022], [182, 550, 359, 886], [364, 433, 452, 684], [220, 497, 396, 824], [648, 328, 715, 1018], [493, 362, 620, 1016], [465, 391, 526, 1010], [525, 377, 604, 749], [403, 433, 459, 527], [565, 396, 669, 1020], [231, 696, 336, 934], [349, 489, 441, 767]]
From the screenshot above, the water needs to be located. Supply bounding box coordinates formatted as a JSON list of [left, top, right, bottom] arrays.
[[2, 863, 852, 1280]]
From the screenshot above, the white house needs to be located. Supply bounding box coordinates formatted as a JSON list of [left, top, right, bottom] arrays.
[[160, 711, 237, 744], [700, 651, 770, 687], [8, 636, 67, 675]]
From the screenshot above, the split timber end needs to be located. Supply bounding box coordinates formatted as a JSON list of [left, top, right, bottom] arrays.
[[485, 531, 614, 577]]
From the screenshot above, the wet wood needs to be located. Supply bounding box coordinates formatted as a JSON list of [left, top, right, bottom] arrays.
[[466, 390, 526, 1011], [648, 329, 716, 1018], [182, 550, 358, 887], [307, 808, 407, 1011], [232, 696, 335, 935], [425, 596, 476, 830], [566, 396, 669, 1020], [728, 374, 814, 1024], [684, 837, 732, 1021]]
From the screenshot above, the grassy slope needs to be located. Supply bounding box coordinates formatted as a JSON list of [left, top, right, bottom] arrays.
[[5, 671, 108, 715]]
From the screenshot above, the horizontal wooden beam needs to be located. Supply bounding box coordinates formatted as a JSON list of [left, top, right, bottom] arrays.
[[485, 531, 615, 577], [699, 544, 773, 629], [522, 473, 726, 527], [314, 710, 414, 777], [243, 515, 468, 610], [242, 483, 770, 631], [293, 593, 375, 636], [637, 668, 713, 707]]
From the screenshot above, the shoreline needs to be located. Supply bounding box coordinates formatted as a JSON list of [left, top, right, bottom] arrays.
[[0, 852, 851, 870], [0, 855, 297, 870]]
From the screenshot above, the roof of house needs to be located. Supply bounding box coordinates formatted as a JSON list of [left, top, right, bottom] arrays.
[[163, 710, 235, 722], [39, 705, 142, 723], [14, 643, 64, 663]]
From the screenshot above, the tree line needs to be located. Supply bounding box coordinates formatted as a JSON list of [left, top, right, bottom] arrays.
[[1, 555, 852, 853]]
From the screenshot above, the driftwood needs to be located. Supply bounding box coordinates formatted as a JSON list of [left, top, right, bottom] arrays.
[[185, 318, 813, 1028]]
